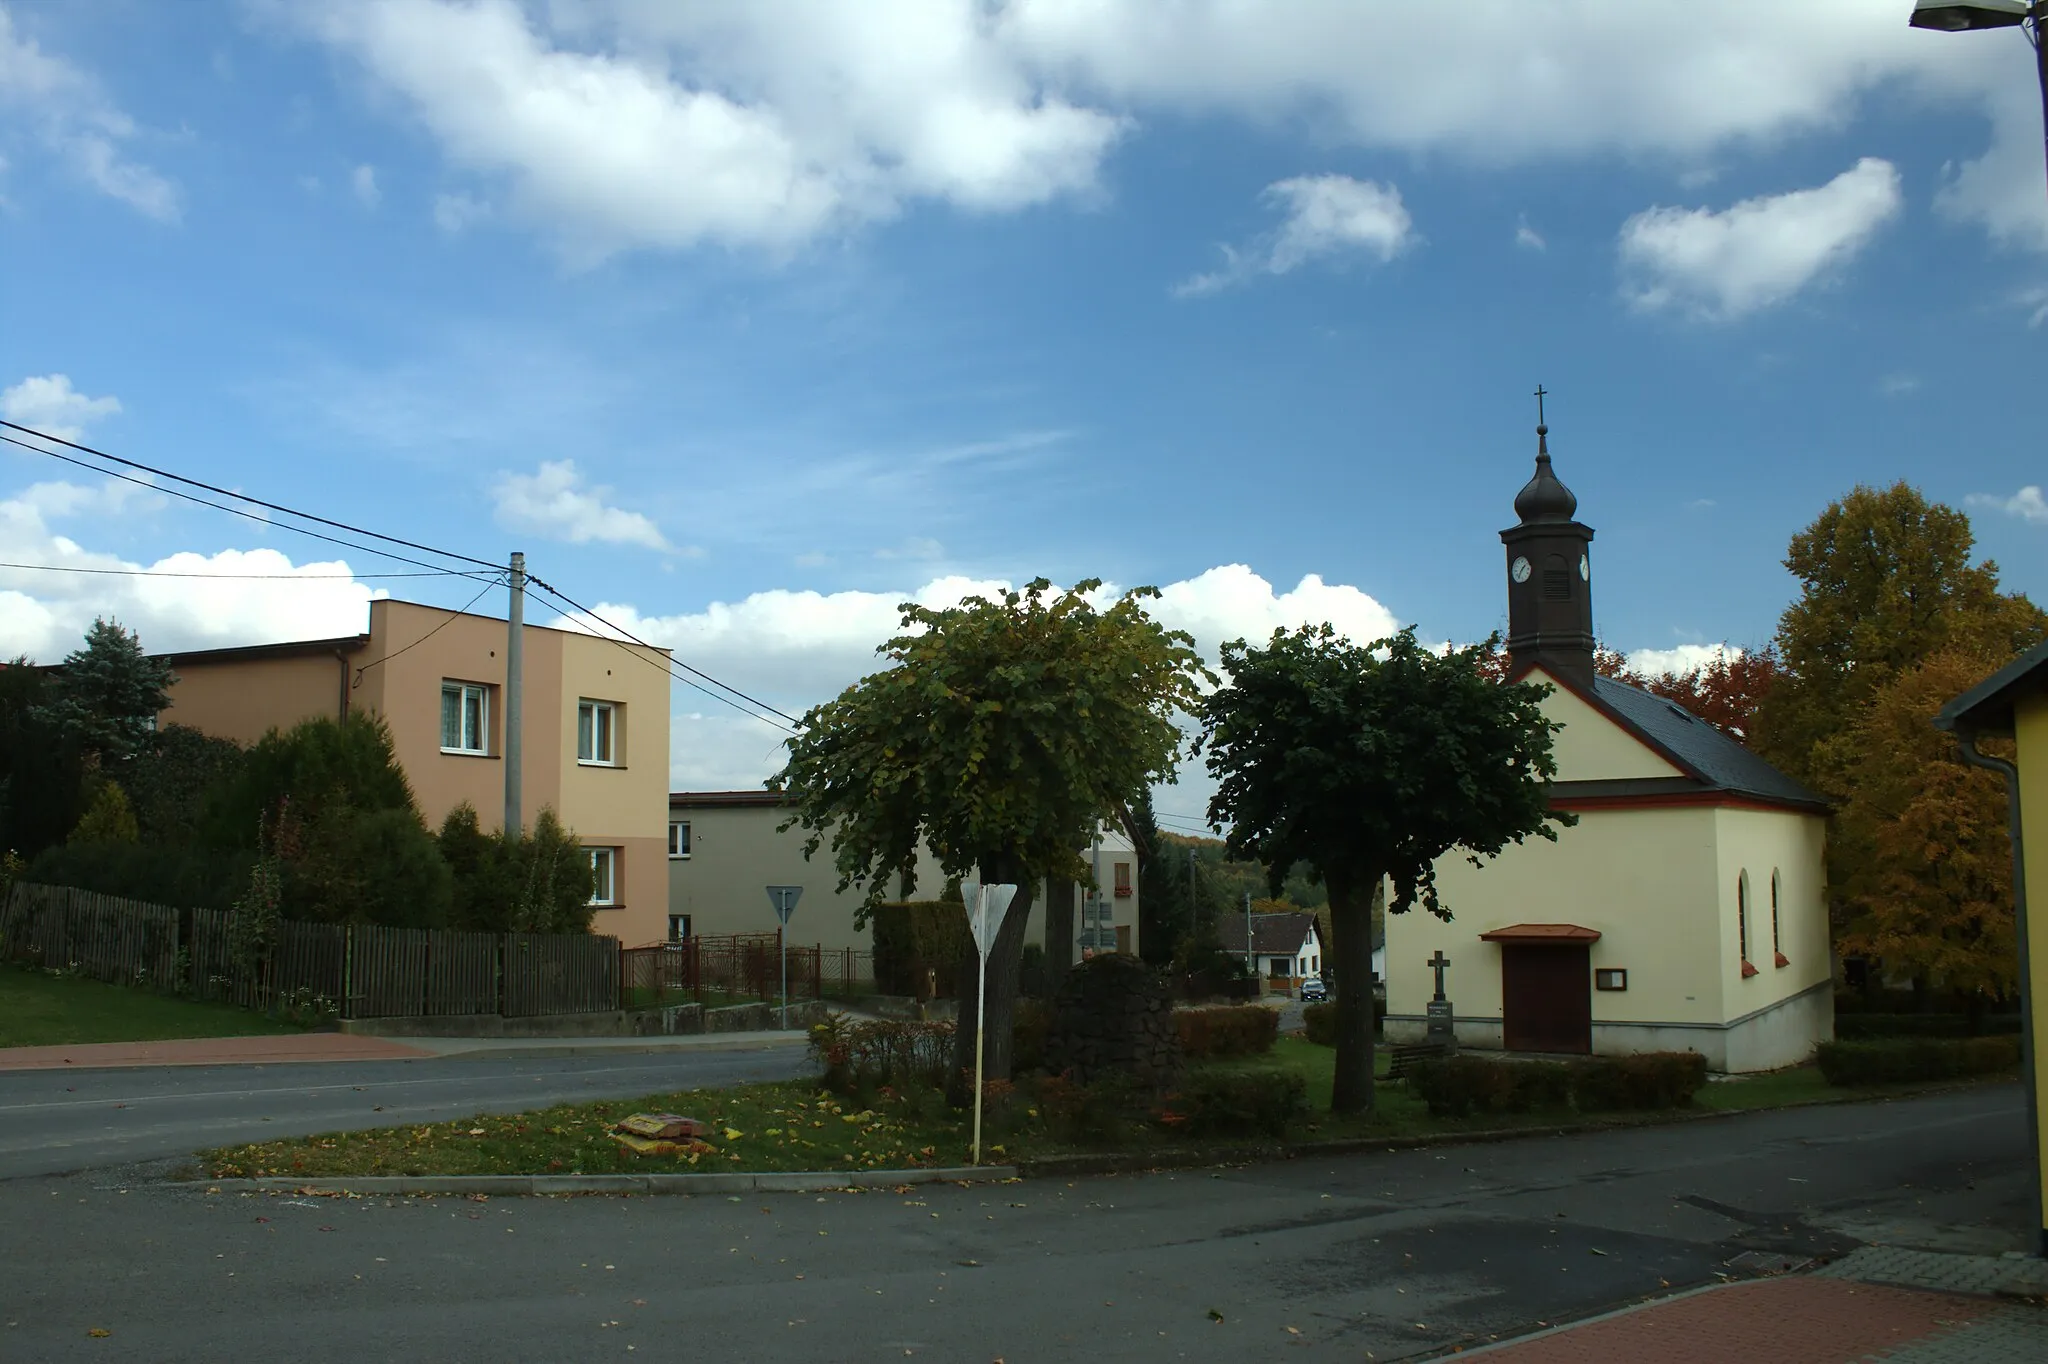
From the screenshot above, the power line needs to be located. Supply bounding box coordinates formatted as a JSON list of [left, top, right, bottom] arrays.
[[527, 578, 802, 732], [0, 431, 501, 582], [352, 578, 505, 686], [0, 418, 503, 572], [0, 561, 472, 581]]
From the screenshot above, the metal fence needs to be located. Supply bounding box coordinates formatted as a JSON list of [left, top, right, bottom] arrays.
[[2, 882, 621, 1020], [620, 936, 875, 1006]]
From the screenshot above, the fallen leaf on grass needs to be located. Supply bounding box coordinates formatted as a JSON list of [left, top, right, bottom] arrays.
[[88, 1328, 111, 1338], [1285, 1326, 1301, 1335], [1207, 1310, 1225, 1323]]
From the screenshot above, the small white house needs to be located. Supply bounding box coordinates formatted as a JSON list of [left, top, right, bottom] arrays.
[[1235, 911, 1323, 995]]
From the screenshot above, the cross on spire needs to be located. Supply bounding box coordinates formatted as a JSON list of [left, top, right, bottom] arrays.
[[1534, 384, 1548, 427]]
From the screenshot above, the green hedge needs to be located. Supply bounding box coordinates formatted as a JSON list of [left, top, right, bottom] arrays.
[[1011, 998, 1052, 1073], [1175, 1005, 1278, 1058], [1571, 1053, 1709, 1112], [1815, 1036, 2021, 1087], [1302, 1002, 1334, 1046], [1833, 1013, 2020, 1040], [1158, 1070, 1306, 1137], [1406, 1051, 1706, 1119], [869, 900, 973, 998]]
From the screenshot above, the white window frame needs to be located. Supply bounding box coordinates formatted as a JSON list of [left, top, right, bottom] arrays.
[[441, 681, 489, 756], [577, 700, 619, 766], [587, 847, 617, 907], [668, 820, 691, 859]]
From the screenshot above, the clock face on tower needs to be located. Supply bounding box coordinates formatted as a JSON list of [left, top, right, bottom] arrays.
[[1578, 554, 1589, 581], [1510, 556, 1532, 584]]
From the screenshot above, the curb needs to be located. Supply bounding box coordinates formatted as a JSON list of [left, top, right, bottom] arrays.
[[198, 1165, 1017, 1197], [420, 1036, 809, 1061]]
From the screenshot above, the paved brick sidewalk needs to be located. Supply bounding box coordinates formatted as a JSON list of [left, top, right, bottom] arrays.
[[1460, 1275, 2046, 1362], [0, 1033, 436, 1071]]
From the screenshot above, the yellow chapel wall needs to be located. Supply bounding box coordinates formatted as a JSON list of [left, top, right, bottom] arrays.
[[1383, 804, 1726, 1031], [1527, 667, 1686, 781]]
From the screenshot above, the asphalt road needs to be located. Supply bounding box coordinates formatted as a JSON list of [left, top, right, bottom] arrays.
[[0, 1085, 2028, 1363], [0, 1047, 809, 1179]]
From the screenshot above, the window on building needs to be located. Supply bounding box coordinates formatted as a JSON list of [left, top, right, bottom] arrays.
[[1771, 869, 1785, 966], [669, 820, 691, 858], [1737, 869, 1755, 975], [588, 847, 617, 906], [578, 700, 618, 765], [668, 914, 690, 943], [441, 682, 488, 754], [1113, 861, 1132, 897]]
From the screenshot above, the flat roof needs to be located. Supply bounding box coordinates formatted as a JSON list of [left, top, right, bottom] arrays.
[[151, 597, 672, 664], [669, 790, 790, 809]]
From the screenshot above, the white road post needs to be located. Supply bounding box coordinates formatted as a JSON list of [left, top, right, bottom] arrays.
[[963, 880, 1019, 1166]]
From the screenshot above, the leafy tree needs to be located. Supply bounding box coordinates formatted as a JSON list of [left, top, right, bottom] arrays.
[[440, 802, 600, 934], [0, 658, 86, 858], [70, 781, 139, 844], [1202, 625, 1571, 1115], [777, 578, 1209, 1103], [282, 803, 452, 928], [1832, 645, 2020, 1004], [35, 619, 174, 764], [207, 711, 418, 848], [126, 724, 246, 845], [1757, 482, 2046, 794]]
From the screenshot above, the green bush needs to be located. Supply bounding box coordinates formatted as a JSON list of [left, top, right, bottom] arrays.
[[809, 1016, 957, 1096], [1815, 1036, 2021, 1087], [869, 900, 973, 998], [284, 805, 453, 928], [1018, 942, 1051, 1000], [1011, 998, 1052, 1074], [1175, 1005, 1278, 1058], [1302, 1001, 1334, 1046], [1406, 1055, 1605, 1118], [25, 839, 252, 911], [1158, 1070, 1307, 1138], [1035, 1071, 1147, 1147], [1570, 1053, 1710, 1112], [1833, 1013, 2020, 1039]]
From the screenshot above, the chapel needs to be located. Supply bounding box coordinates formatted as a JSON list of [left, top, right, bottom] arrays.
[[1383, 415, 1834, 1072]]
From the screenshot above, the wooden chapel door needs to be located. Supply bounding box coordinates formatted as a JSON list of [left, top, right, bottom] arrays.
[[1500, 944, 1592, 1054]]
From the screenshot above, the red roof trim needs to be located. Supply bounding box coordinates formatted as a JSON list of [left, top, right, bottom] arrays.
[[1478, 923, 1602, 943]]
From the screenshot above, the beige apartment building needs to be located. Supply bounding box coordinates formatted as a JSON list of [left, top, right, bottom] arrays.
[[157, 598, 673, 947], [667, 791, 1141, 961]]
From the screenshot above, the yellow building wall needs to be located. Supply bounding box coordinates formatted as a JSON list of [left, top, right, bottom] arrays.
[[2016, 696, 2048, 1224], [1385, 805, 1725, 1028], [1711, 806, 1832, 1014], [159, 651, 348, 744], [557, 631, 671, 947], [1529, 666, 1685, 781]]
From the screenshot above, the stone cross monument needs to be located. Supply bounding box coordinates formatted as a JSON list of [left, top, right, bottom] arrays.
[[1425, 950, 1457, 1051]]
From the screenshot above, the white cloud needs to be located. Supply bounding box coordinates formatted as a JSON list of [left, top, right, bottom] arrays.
[[491, 459, 673, 551], [1967, 486, 2048, 525], [1, 373, 122, 442], [351, 163, 380, 207], [432, 191, 489, 234], [1879, 373, 1920, 397], [0, 8, 178, 220], [1618, 158, 1902, 319], [1515, 215, 1545, 251], [1177, 174, 1413, 297], [292, 0, 1122, 260], [874, 537, 944, 562], [277, 2, 2046, 257], [2017, 285, 2048, 329], [1624, 642, 1743, 678], [0, 487, 381, 662]]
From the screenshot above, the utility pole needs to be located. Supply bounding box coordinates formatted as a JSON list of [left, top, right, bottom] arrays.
[[1245, 890, 1253, 997], [504, 550, 525, 840]]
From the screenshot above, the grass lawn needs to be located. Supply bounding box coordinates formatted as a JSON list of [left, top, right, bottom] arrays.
[[0, 967, 305, 1049], [198, 1033, 2019, 1181]]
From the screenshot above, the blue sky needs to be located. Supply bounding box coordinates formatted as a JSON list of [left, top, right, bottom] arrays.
[[1, 1, 2043, 816]]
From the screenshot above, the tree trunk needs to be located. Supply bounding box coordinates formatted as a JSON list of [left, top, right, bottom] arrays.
[[947, 857, 1038, 1108], [1327, 866, 1377, 1116], [1044, 876, 1074, 984]]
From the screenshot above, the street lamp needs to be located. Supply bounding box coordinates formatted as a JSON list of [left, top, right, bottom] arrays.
[[1909, 1, 2048, 209]]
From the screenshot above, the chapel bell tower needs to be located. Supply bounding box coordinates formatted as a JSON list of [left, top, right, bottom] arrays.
[[1501, 392, 1596, 688]]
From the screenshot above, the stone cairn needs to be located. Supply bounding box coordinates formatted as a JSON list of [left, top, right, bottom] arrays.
[[1042, 953, 1185, 1090]]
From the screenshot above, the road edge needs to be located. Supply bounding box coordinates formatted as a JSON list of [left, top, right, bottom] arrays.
[[197, 1165, 1019, 1196]]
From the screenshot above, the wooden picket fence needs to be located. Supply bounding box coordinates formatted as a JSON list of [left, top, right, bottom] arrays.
[[1, 882, 621, 1020]]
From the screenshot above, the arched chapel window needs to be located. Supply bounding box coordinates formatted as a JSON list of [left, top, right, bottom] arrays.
[[1737, 870, 1756, 977], [1771, 869, 1785, 967]]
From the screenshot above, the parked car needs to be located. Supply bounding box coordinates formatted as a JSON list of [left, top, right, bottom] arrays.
[[1299, 977, 1328, 1003]]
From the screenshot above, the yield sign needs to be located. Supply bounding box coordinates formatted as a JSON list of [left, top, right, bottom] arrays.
[[765, 885, 802, 925], [962, 883, 1019, 957]]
